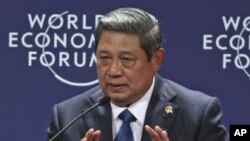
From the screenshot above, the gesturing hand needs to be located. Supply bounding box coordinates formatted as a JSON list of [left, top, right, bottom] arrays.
[[81, 125, 169, 141], [81, 128, 101, 141], [145, 125, 169, 141]]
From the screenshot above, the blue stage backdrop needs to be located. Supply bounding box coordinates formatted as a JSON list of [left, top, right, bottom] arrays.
[[0, 0, 249, 140]]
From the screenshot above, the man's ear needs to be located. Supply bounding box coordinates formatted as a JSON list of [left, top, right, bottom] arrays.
[[151, 48, 165, 72]]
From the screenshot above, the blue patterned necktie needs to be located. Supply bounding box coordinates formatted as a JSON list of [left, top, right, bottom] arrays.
[[115, 109, 136, 141]]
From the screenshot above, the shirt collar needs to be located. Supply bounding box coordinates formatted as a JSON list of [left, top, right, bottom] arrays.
[[111, 77, 155, 124]]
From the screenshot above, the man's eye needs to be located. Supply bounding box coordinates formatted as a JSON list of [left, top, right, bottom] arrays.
[[121, 57, 135, 68], [122, 57, 132, 61], [97, 55, 112, 67], [121, 56, 134, 61], [100, 56, 111, 59]]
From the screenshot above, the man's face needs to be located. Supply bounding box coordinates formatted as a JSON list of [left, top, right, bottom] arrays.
[[96, 31, 163, 107]]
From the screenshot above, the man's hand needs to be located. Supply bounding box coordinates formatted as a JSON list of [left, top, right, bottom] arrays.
[[145, 125, 169, 141], [81, 128, 101, 141], [81, 125, 169, 141]]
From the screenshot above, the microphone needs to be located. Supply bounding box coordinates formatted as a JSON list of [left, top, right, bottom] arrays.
[[49, 96, 110, 141]]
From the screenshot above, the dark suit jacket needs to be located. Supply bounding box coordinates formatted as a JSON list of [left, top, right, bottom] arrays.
[[47, 75, 229, 141]]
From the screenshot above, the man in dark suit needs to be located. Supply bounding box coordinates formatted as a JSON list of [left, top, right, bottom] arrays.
[[47, 7, 228, 141]]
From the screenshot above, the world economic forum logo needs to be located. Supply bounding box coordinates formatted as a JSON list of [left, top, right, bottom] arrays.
[[8, 11, 103, 86], [203, 16, 250, 79]]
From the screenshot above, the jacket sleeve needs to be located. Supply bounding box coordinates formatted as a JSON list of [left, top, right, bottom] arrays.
[[197, 97, 229, 141], [47, 104, 63, 141]]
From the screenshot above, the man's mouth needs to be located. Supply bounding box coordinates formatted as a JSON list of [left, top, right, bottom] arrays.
[[107, 83, 127, 92]]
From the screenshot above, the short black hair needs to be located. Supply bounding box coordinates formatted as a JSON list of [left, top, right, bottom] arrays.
[[95, 7, 163, 61]]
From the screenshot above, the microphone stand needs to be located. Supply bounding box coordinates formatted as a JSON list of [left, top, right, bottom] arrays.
[[49, 97, 110, 141]]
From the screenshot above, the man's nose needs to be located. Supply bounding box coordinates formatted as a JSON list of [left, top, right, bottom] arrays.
[[108, 59, 123, 77]]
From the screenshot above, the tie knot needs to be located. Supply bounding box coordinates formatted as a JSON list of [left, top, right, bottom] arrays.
[[119, 109, 136, 123]]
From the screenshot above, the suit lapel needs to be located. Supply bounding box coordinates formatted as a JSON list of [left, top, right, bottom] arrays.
[[95, 104, 113, 141], [82, 92, 113, 141], [141, 75, 179, 141]]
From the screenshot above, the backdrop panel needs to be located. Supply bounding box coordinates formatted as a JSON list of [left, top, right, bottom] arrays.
[[0, 0, 249, 140]]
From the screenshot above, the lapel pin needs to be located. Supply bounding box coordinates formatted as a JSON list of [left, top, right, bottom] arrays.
[[165, 105, 173, 114]]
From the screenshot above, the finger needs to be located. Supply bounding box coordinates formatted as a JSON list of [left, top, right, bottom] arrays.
[[161, 131, 169, 141], [155, 126, 163, 132], [93, 130, 101, 141], [145, 125, 161, 141], [155, 126, 169, 141], [84, 128, 94, 141], [81, 138, 87, 141]]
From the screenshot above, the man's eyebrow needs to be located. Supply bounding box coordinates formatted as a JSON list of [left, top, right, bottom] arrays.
[[119, 50, 135, 55], [96, 50, 136, 57], [96, 50, 110, 54]]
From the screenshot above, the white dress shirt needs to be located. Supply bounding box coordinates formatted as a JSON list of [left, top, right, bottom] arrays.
[[111, 77, 155, 141]]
